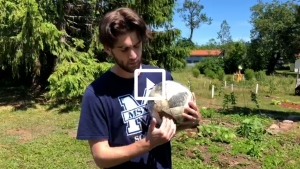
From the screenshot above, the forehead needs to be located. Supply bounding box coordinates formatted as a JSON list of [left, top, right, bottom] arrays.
[[114, 32, 141, 48]]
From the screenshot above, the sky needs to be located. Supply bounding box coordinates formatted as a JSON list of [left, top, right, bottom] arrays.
[[171, 0, 289, 45]]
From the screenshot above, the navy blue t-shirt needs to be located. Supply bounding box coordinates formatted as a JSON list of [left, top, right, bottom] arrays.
[[77, 64, 174, 169]]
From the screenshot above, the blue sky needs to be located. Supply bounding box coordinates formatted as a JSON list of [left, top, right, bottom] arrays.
[[172, 0, 289, 45]]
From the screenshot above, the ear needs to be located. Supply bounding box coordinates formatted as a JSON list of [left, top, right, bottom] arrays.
[[103, 45, 112, 56]]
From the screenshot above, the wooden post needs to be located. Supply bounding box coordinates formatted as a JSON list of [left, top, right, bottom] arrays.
[[212, 85, 214, 98], [256, 84, 259, 94]]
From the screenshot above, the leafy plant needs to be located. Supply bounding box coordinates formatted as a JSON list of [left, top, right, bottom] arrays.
[[198, 125, 237, 143], [222, 93, 230, 109], [271, 99, 281, 105], [195, 57, 224, 74], [255, 70, 266, 81], [250, 91, 260, 112], [204, 68, 217, 79], [268, 79, 277, 95], [222, 92, 237, 109], [244, 69, 255, 80], [192, 68, 200, 78], [236, 118, 266, 141], [230, 92, 237, 106], [216, 69, 225, 81]]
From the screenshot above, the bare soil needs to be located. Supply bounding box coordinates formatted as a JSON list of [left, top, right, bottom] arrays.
[[180, 128, 261, 169], [178, 118, 300, 169], [281, 102, 300, 110], [5, 126, 54, 143]]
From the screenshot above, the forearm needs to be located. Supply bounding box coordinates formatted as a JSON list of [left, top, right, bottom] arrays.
[[93, 138, 151, 168]]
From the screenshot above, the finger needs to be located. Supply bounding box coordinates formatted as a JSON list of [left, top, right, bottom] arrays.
[[192, 92, 197, 104], [182, 112, 197, 121], [192, 92, 196, 100], [184, 107, 198, 117], [172, 122, 177, 138], [167, 119, 175, 139], [164, 117, 171, 131], [159, 116, 167, 130], [188, 101, 199, 112], [149, 117, 157, 131]]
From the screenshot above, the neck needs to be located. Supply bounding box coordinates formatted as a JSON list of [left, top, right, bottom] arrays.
[[111, 64, 142, 79]]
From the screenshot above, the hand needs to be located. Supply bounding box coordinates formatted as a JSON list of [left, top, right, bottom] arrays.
[[181, 92, 201, 128], [146, 116, 176, 150]]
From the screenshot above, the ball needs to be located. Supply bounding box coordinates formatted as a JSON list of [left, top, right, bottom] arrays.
[[145, 80, 196, 127]]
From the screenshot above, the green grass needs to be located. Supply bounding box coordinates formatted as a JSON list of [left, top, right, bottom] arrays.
[[1, 67, 300, 168], [0, 107, 97, 169], [172, 67, 300, 115]]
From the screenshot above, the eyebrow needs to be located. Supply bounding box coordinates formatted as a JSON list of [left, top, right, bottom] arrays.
[[117, 40, 141, 48]]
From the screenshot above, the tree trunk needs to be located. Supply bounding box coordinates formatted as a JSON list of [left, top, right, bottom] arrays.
[[189, 28, 194, 41], [266, 52, 281, 75]]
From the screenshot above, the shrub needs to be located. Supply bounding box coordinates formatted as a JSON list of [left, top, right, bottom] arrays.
[[195, 58, 224, 74], [244, 69, 255, 80], [255, 71, 266, 81], [192, 68, 200, 78], [226, 75, 233, 83], [204, 69, 216, 79], [216, 69, 225, 81]]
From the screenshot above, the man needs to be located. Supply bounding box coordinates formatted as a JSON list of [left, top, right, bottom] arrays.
[[76, 7, 201, 169]]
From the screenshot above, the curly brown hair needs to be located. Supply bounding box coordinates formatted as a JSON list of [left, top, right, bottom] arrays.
[[99, 7, 152, 48]]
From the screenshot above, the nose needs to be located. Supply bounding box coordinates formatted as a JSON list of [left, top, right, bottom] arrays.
[[129, 49, 137, 59]]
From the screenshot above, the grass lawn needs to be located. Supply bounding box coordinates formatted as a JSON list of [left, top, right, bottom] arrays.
[[1, 68, 300, 169]]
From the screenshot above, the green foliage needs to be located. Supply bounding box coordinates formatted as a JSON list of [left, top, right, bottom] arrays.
[[244, 69, 255, 80], [216, 69, 225, 81], [191, 67, 200, 78], [204, 69, 216, 79], [271, 99, 281, 105], [223, 41, 247, 74], [176, 37, 195, 49], [255, 70, 266, 81], [0, 0, 190, 103], [0, 0, 64, 78], [196, 38, 221, 50], [222, 92, 237, 109], [268, 79, 277, 95], [188, 77, 192, 92], [222, 94, 230, 109], [177, 0, 212, 40], [195, 58, 224, 74], [198, 124, 237, 144], [47, 38, 113, 102], [143, 29, 189, 72], [217, 20, 232, 46], [250, 91, 260, 110], [236, 118, 266, 141], [249, 0, 300, 73]]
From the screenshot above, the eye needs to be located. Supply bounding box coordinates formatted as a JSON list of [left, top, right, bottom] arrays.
[[120, 48, 129, 52]]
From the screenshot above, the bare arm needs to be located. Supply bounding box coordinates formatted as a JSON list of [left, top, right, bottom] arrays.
[[88, 138, 151, 168]]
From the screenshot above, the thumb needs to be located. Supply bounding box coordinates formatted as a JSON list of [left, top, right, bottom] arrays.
[[191, 92, 197, 104], [149, 117, 157, 131]]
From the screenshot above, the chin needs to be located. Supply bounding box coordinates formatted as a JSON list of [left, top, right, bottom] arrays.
[[129, 64, 141, 72]]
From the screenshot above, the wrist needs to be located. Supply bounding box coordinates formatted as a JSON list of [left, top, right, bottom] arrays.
[[138, 138, 153, 151]]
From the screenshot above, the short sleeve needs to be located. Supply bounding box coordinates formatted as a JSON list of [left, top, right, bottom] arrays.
[[76, 87, 109, 140], [166, 70, 174, 81]]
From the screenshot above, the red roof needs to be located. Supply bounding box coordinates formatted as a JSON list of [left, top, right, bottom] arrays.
[[190, 50, 222, 57]]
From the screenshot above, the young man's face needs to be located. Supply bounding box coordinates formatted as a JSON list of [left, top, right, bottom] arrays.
[[105, 31, 143, 74]]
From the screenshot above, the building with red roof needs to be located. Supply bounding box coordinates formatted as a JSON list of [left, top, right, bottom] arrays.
[[186, 49, 223, 66]]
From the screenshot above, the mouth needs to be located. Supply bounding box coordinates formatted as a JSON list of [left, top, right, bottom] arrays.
[[129, 61, 139, 66]]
